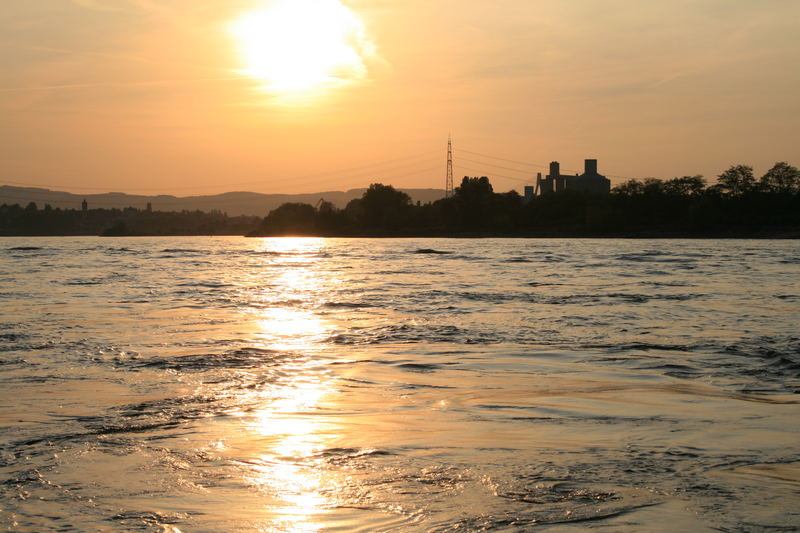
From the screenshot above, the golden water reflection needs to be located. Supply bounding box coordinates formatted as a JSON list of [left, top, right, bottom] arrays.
[[250, 238, 333, 351], [246, 237, 339, 531], [258, 236, 326, 256], [254, 307, 332, 351], [247, 373, 336, 532]]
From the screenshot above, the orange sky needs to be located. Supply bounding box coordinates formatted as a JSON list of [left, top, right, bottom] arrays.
[[1, 0, 798, 195]]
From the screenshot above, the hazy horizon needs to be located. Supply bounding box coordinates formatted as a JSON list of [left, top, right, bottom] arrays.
[[2, 0, 798, 196]]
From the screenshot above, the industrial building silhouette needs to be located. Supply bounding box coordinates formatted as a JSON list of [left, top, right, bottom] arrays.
[[525, 159, 611, 198]]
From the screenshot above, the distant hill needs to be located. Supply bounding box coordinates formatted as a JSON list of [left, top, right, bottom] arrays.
[[0, 186, 446, 217]]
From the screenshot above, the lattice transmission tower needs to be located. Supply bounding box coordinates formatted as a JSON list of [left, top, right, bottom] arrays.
[[445, 135, 454, 198]]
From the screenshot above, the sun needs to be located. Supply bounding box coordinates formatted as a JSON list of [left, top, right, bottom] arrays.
[[230, 0, 376, 95]]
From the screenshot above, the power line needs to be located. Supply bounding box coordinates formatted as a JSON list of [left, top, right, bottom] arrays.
[[453, 165, 532, 184], [3, 142, 646, 199], [456, 155, 534, 175], [458, 147, 642, 180], [233, 154, 442, 191], [1, 150, 442, 194], [457, 148, 550, 169], [456, 149, 579, 176]]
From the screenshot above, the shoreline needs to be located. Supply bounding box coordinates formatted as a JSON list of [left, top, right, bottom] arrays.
[[2, 230, 799, 240]]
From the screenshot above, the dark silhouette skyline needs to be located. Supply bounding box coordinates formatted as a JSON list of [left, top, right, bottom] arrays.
[[248, 162, 800, 238], [3, 162, 798, 238]]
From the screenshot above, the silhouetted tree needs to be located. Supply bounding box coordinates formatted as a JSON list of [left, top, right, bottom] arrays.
[[456, 176, 493, 199], [257, 202, 317, 235], [717, 165, 756, 196], [359, 183, 412, 231], [455, 176, 495, 230], [344, 197, 365, 225], [492, 190, 523, 232], [759, 162, 800, 194], [612, 180, 646, 196], [663, 176, 706, 197], [315, 200, 347, 233], [642, 178, 665, 195]]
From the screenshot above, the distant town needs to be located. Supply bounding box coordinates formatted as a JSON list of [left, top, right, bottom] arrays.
[[2, 161, 799, 238]]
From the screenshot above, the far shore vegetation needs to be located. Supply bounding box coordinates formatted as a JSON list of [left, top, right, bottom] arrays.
[[2, 162, 799, 238]]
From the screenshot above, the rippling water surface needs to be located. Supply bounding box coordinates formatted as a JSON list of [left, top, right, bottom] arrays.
[[1, 237, 798, 532]]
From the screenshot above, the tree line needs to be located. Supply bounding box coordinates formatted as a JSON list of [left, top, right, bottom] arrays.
[[249, 162, 800, 237], [0, 204, 260, 236], [2, 162, 798, 237]]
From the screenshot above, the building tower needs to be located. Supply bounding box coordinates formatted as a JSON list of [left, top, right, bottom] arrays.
[[445, 135, 454, 198]]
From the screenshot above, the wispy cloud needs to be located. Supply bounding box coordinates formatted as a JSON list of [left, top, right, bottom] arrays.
[[0, 76, 252, 94], [70, 0, 128, 12]]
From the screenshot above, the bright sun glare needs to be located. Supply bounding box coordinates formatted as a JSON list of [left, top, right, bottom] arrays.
[[231, 0, 375, 94]]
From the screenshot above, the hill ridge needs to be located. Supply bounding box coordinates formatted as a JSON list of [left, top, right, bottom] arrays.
[[0, 185, 445, 217]]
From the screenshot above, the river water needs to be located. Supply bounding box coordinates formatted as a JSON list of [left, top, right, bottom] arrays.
[[1, 237, 798, 532]]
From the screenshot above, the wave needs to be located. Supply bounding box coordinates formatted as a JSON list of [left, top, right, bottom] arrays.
[[0, 332, 27, 342], [328, 324, 501, 345], [414, 248, 452, 255], [396, 362, 441, 373], [176, 281, 234, 288], [615, 251, 704, 263], [322, 301, 377, 309], [135, 347, 291, 372], [248, 250, 330, 258]]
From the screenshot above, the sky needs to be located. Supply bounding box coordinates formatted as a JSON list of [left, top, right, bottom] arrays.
[[1, 0, 798, 195]]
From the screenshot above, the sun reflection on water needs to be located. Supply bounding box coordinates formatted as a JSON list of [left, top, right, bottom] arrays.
[[244, 238, 340, 531], [260, 236, 326, 256], [243, 370, 340, 532], [254, 307, 332, 351], [249, 238, 334, 351]]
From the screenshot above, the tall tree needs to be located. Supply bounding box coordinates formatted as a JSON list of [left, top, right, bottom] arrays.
[[759, 162, 800, 194], [360, 183, 412, 231], [455, 176, 493, 200], [717, 165, 755, 196], [258, 202, 317, 235], [455, 176, 495, 230]]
